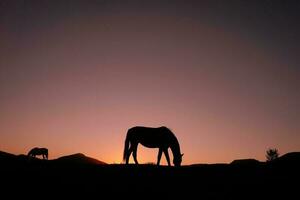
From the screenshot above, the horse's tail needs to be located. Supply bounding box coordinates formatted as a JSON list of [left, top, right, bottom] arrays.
[[123, 131, 130, 162], [46, 149, 49, 160]]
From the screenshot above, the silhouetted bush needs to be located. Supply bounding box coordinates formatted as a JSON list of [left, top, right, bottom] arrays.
[[266, 148, 279, 162]]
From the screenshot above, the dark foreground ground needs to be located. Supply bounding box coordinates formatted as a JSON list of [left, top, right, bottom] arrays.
[[0, 151, 299, 199]]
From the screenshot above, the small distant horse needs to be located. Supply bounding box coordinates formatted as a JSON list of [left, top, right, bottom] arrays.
[[123, 126, 183, 166], [28, 147, 48, 160]]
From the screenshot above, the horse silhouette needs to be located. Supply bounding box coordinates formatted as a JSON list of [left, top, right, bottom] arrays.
[[123, 126, 183, 166], [28, 147, 48, 160]]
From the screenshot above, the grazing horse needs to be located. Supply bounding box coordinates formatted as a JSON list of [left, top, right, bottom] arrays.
[[28, 147, 48, 160], [123, 126, 183, 166]]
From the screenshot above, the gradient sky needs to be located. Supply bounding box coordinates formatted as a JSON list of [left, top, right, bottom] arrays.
[[0, 0, 299, 164]]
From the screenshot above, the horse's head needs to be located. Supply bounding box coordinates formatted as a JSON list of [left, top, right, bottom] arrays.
[[173, 153, 184, 167]]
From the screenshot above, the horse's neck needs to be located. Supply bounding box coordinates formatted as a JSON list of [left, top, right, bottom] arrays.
[[170, 139, 181, 158]]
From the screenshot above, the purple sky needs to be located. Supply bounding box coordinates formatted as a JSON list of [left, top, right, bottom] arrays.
[[0, 0, 299, 164]]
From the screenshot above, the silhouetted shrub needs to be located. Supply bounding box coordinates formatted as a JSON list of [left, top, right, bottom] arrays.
[[266, 148, 279, 162]]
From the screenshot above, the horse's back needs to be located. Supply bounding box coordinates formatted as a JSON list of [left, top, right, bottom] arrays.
[[128, 126, 170, 137], [29, 147, 48, 154], [129, 126, 169, 132], [29, 147, 38, 154]]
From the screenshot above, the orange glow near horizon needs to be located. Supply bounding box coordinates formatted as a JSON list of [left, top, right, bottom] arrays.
[[0, 1, 299, 165]]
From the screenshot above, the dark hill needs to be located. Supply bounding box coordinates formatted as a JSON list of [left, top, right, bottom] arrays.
[[268, 152, 300, 168], [275, 152, 300, 163], [230, 158, 261, 165], [53, 153, 107, 165], [0, 150, 106, 166], [0, 151, 16, 163], [0, 150, 15, 159]]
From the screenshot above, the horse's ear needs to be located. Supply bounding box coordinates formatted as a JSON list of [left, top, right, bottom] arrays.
[[181, 153, 184, 157]]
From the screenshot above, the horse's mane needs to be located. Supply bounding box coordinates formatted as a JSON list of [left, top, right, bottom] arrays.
[[160, 126, 175, 136]]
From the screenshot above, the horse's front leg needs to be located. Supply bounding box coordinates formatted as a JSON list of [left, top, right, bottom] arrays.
[[163, 149, 171, 166], [157, 148, 163, 166], [126, 147, 133, 164]]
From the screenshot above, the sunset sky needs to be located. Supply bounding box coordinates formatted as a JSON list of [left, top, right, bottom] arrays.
[[0, 0, 299, 165]]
